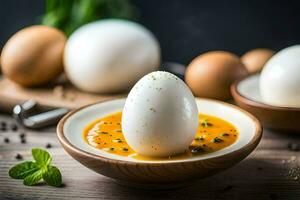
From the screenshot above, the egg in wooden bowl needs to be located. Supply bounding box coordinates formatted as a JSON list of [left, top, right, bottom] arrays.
[[57, 72, 262, 189], [231, 45, 300, 132]]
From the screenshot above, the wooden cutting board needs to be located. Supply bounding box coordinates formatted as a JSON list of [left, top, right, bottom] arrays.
[[0, 78, 126, 112]]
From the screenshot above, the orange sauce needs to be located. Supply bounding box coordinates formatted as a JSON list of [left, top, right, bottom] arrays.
[[83, 112, 238, 160]]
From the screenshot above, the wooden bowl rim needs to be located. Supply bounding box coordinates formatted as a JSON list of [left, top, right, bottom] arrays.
[[231, 75, 300, 112], [57, 98, 262, 166]]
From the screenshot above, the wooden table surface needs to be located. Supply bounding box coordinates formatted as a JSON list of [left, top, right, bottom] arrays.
[[0, 112, 299, 200]]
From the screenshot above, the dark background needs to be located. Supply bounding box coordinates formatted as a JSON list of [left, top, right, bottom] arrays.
[[1, 0, 300, 64]]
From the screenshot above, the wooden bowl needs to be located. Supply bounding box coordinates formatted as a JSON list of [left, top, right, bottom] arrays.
[[57, 98, 262, 189], [231, 74, 300, 132]]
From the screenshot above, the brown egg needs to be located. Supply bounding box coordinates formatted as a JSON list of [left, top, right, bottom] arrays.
[[185, 51, 248, 100], [241, 48, 275, 74], [1, 25, 66, 87]]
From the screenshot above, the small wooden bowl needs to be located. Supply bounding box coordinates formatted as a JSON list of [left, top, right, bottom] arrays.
[[57, 98, 262, 189], [231, 74, 300, 132]]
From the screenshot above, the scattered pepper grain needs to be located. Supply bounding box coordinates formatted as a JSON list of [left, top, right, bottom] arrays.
[[15, 154, 23, 160], [4, 137, 10, 143], [46, 143, 52, 149]]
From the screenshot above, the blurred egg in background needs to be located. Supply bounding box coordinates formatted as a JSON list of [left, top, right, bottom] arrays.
[[185, 51, 248, 100], [1, 26, 66, 87], [260, 45, 300, 107], [64, 19, 161, 93], [241, 48, 275, 74]]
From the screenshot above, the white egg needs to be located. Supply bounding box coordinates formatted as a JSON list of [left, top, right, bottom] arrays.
[[122, 71, 198, 157], [64, 19, 160, 93], [260, 45, 300, 107]]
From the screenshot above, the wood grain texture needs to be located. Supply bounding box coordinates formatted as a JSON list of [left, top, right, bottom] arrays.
[[0, 78, 125, 112], [231, 78, 300, 132], [0, 114, 300, 199]]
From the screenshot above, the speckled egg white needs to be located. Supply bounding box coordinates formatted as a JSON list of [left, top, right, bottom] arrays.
[[260, 45, 300, 107], [64, 19, 160, 93], [122, 71, 199, 157]]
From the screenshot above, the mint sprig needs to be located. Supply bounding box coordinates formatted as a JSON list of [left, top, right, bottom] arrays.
[[9, 148, 62, 187]]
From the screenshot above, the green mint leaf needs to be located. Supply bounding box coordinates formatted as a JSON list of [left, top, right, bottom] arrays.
[[9, 161, 40, 179], [32, 148, 52, 166], [9, 148, 62, 188], [23, 168, 45, 186], [42, 166, 62, 187]]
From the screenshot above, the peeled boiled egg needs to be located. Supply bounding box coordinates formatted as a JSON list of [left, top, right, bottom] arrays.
[[185, 51, 248, 100], [260, 45, 300, 107], [122, 71, 198, 157], [64, 19, 161, 93], [241, 48, 275, 74]]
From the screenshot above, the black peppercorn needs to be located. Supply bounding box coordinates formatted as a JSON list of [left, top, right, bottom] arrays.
[[4, 137, 10, 143], [11, 124, 18, 131], [15, 154, 23, 160], [19, 133, 26, 139], [21, 138, 26, 144], [46, 143, 52, 149]]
